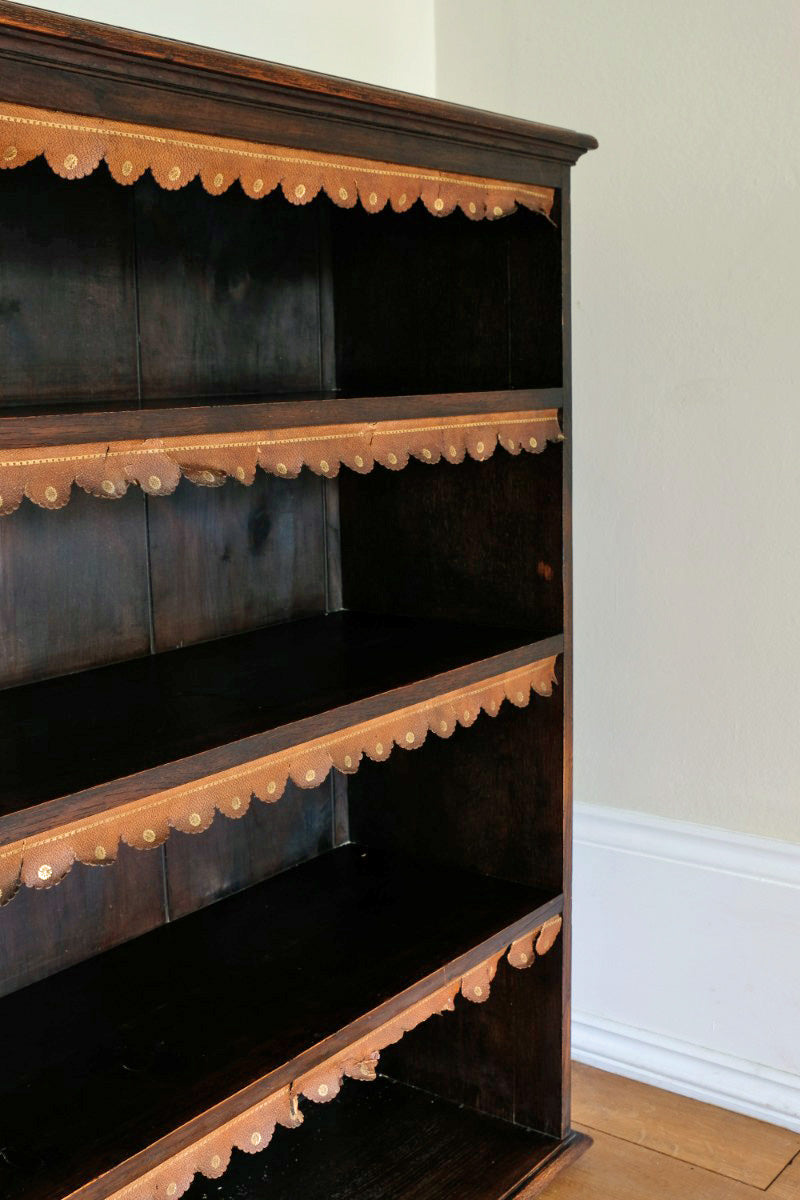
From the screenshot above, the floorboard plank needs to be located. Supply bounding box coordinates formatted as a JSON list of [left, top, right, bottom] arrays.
[[572, 1064, 800, 1188], [767, 1153, 800, 1198], [543, 1126, 766, 1200]]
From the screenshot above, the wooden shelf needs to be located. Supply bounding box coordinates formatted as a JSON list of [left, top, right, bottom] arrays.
[[0, 843, 563, 1200], [182, 1077, 589, 1200], [0, 388, 563, 448], [1, 612, 560, 825]]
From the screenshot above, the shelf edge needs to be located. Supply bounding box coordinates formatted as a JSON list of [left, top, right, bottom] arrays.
[[0, 390, 564, 448], [0, 637, 564, 900]]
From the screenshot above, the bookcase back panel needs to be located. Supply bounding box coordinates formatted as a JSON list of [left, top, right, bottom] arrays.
[[0, 476, 329, 684], [0, 843, 166, 998], [332, 203, 562, 396], [134, 181, 324, 399], [164, 779, 336, 921], [0, 163, 327, 407], [339, 447, 563, 636], [147, 472, 328, 651], [0, 161, 139, 406], [0, 162, 561, 409], [0, 779, 338, 998], [0, 486, 151, 687]]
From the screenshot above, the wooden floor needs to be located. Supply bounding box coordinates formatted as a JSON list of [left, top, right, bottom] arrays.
[[544, 1064, 800, 1199]]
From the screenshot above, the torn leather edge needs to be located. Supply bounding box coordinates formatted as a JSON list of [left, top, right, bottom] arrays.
[[0, 99, 555, 221], [68, 915, 563, 1200], [0, 656, 559, 903], [0, 410, 563, 515]]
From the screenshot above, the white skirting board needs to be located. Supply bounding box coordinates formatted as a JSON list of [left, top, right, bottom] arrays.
[[571, 803, 800, 1131]]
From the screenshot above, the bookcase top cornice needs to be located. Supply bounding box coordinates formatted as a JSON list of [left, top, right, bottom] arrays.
[[0, 2, 597, 177]]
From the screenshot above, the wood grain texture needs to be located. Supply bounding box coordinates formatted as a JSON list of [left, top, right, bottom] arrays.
[[135, 182, 321, 400], [769, 1154, 800, 1199], [542, 1127, 781, 1200], [332, 202, 511, 396], [340, 449, 563, 632], [381, 944, 565, 1137], [349, 693, 564, 891], [0, 389, 562, 448], [331, 204, 561, 396], [0, 844, 561, 1200], [0, 3, 596, 172], [183, 1078, 588, 1200], [572, 1063, 800, 1189], [164, 778, 334, 920], [508, 193, 563, 388], [0, 14, 592, 1198], [0, 486, 150, 688], [556, 170, 574, 1140], [0, 616, 557, 834], [147, 472, 326, 652], [352, 696, 566, 1135], [0, 160, 138, 406], [0, 842, 165, 997]]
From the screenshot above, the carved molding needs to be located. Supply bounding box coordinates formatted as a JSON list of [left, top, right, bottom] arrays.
[[0, 99, 555, 220], [0, 411, 562, 516], [102, 915, 563, 1200], [0, 656, 559, 903]]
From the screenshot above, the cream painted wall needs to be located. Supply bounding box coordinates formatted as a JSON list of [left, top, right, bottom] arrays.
[[29, 1, 436, 94], [436, 0, 800, 843]]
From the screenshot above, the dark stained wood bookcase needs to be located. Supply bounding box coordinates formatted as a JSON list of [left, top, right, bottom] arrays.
[[0, 6, 596, 1199]]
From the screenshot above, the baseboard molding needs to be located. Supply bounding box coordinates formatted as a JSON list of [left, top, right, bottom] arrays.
[[575, 803, 800, 888], [573, 1012, 800, 1133], [571, 803, 800, 1132]]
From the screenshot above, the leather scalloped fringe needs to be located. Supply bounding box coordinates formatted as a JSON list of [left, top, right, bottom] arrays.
[[0, 410, 563, 516], [0, 657, 558, 904], [0, 99, 555, 221], [98, 916, 563, 1200]]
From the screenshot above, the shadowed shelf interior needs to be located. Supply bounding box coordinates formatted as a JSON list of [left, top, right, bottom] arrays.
[[0, 614, 559, 818], [183, 1079, 588, 1200], [0, 844, 562, 1200]]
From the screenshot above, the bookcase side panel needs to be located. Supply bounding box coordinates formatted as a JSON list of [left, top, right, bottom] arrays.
[[347, 694, 566, 1134], [557, 168, 575, 1140], [338, 449, 563, 636]]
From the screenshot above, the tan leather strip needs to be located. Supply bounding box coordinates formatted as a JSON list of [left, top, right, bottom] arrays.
[[73, 915, 562, 1200], [0, 409, 563, 515], [0, 656, 558, 903], [0, 100, 555, 220]]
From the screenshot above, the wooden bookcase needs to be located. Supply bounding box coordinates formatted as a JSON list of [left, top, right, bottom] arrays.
[[0, 6, 596, 1199]]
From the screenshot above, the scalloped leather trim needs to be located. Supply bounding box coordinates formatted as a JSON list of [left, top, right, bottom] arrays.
[[0, 656, 558, 903], [87, 916, 563, 1200], [0, 410, 562, 515], [0, 100, 555, 220]]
